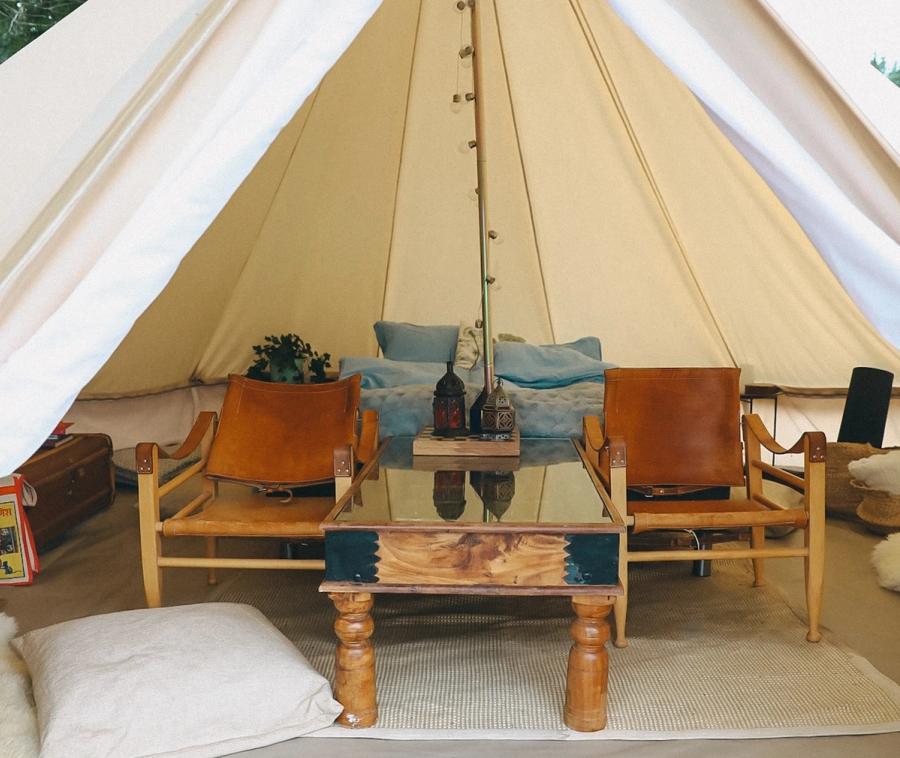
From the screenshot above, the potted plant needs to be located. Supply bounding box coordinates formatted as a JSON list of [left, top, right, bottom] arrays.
[[246, 334, 331, 384]]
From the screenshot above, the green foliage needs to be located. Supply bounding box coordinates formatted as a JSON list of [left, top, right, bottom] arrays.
[[871, 52, 900, 88], [0, 1, 88, 64], [246, 334, 331, 384]]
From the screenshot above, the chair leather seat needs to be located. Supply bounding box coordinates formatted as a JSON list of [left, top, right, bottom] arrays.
[[162, 491, 334, 538]]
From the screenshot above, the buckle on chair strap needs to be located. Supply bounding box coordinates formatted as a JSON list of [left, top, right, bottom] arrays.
[[255, 486, 294, 502]]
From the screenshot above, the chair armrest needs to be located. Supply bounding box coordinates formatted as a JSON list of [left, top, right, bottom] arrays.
[[355, 409, 379, 464], [582, 415, 604, 457], [582, 416, 626, 471], [743, 414, 826, 498], [135, 411, 217, 476], [743, 414, 826, 461], [581, 414, 627, 518]]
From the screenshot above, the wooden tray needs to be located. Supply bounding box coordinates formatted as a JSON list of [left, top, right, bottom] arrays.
[[412, 427, 520, 457]]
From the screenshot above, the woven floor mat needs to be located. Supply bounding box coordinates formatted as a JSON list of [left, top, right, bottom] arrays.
[[215, 560, 900, 740]]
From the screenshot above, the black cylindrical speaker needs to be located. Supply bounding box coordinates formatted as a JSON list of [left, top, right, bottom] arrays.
[[837, 367, 894, 447]]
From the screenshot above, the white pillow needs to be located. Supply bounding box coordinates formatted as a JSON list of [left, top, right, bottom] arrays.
[[454, 323, 483, 370], [12, 603, 341, 758], [849, 449, 900, 495], [872, 533, 900, 593]]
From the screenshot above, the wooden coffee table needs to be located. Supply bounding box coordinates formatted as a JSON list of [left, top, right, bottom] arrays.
[[320, 437, 625, 732]]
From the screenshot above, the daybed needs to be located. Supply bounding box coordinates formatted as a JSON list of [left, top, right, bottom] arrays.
[[339, 323, 615, 438]]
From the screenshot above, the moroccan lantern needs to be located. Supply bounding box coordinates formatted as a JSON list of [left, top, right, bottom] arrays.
[[470, 470, 516, 521], [480, 378, 516, 439], [432, 361, 468, 437], [432, 470, 467, 521]]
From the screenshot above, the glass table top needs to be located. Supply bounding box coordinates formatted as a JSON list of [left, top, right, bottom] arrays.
[[331, 437, 615, 526]]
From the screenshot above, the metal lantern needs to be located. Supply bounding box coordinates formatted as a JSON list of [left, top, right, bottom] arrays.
[[433, 361, 468, 437], [480, 378, 516, 439], [470, 470, 516, 521], [432, 470, 467, 521]]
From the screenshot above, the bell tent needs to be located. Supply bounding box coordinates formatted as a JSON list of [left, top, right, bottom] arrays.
[[0, 0, 898, 473]]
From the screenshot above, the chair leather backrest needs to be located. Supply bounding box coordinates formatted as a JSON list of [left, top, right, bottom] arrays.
[[603, 368, 744, 487], [205, 374, 361, 488]]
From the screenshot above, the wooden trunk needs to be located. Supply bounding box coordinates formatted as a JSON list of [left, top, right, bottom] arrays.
[[18, 434, 115, 550]]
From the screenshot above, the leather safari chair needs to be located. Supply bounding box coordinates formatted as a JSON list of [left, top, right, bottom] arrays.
[[583, 368, 825, 648], [136, 374, 378, 607]]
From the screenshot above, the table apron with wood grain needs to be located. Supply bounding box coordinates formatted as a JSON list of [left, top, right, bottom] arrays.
[[320, 526, 622, 732]]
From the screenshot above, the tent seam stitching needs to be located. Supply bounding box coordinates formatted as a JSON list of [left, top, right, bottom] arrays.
[[377, 0, 425, 340], [493, 0, 557, 345], [569, 0, 738, 368], [192, 85, 324, 379]]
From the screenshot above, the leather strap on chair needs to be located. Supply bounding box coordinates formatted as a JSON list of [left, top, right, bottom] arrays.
[[632, 508, 808, 534], [355, 409, 379, 464], [629, 484, 711, 498], [333, 446, 353, 479], [744, 415, 826, 462], [582, 415, 604, 456], [608, 436, 626, 468], [135, 412, 216, 475]]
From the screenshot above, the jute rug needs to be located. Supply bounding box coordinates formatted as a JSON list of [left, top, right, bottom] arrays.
[[215, 560, 900, 740]]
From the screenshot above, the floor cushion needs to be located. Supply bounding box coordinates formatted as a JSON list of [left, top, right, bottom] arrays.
[[12, 603, 341, 758]]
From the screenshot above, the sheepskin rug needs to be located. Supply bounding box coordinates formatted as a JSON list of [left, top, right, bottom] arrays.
[[872, 533, 900, 593], [0, 613, 39, 758]]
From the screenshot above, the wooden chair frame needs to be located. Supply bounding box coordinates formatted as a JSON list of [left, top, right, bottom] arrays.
[[137, 408, 378, 608], [583, 413, 825, 647]]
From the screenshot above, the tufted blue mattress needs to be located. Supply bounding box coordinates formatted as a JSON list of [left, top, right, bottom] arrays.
[[360, 382, 603, 439]]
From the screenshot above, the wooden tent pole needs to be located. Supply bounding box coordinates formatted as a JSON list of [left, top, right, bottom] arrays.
[[469, 0, 494, 395]]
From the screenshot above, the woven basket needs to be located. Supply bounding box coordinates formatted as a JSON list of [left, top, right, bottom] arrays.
[[825, 442, 892, 521], [853, 481, 900, 534]]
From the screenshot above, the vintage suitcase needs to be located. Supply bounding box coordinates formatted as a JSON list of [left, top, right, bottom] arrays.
[[19, 434, 115, 550]]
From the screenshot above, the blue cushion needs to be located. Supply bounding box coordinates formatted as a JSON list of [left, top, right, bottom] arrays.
[[373, 321, 460, 363], [558, 336, 602, 360], [494, 339, 615, 389]]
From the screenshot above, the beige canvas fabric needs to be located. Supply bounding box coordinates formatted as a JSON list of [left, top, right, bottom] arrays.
[[0, 0, 897, 461], [81, 0, 897, 402]]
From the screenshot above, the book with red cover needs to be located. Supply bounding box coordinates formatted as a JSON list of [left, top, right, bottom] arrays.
[[0, 474, 40, 585]]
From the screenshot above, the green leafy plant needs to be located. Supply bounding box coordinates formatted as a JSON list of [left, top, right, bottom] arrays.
[[871, 52, 900, 88], [0, 1, 88, 64], [246, 334, 331, 384]]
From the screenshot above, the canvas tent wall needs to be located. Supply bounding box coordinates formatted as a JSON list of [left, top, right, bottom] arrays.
[[0, 0, 898, 474]]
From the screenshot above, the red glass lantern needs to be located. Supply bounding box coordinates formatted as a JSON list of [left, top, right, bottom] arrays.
[[433, 362, 468, 437], [433, 470, 467, 521]]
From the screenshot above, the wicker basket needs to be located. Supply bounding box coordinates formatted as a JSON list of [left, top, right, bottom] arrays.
[[825, 442, 893, 521], [853, 481, 900, 534]]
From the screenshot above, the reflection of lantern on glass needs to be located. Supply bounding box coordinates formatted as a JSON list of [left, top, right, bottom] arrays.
[[433, 470, 467, 521], [470, 470, 516, 521], [480, 378, 516, 439], [433, 361, 468, 437]]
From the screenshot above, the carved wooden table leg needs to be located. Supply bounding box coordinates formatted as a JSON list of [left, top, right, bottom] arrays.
[[564, 595, 613, 732], [330, 592, 377, 728]]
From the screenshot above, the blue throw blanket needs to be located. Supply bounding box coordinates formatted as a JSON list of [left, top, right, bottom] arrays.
[[339, 357, 482, 389], [341, 338, 614, 391], [493, 339, 615, 388]]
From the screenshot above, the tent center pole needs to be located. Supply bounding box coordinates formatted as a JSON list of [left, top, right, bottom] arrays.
[[469, 0, 494, 395]]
